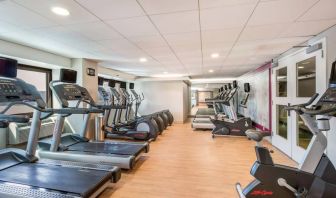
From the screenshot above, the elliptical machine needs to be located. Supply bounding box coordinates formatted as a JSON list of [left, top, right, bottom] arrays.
[[211, 81, 252, 137], [99, 80, 159, 141], [236, 62, 336, 197], [129, 88, 166, 134]]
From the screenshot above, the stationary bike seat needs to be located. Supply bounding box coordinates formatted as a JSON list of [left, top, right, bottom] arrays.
[[245, 129, 269, 142]]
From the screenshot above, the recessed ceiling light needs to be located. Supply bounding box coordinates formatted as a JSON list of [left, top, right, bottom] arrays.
[[298, 66, 304, 69], [163, 71, 168, 74], [209, 69, 214, 73], [139, 57, 147, 62], [51, 7, 70, 16], [211, 53, 219, 58]]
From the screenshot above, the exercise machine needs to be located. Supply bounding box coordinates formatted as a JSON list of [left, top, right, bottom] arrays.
[[236, 62, 336, 197], [38, 69, 150, 169], [0, 57, 121, 197], [100, 81, 159, 141], [211, 81, 252, 137]]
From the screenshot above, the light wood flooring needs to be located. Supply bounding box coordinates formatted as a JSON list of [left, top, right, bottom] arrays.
[[100, 122, 296, 198]]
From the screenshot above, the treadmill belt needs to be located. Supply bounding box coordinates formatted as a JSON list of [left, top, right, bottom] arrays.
[[68, 142, 145, 156], [0, 163, 111, 197]]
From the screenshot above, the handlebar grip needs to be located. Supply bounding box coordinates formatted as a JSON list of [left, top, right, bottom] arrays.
[[303, 93, 319, 106], [0, 115, 30, 123], [301, 107, 336, 115]]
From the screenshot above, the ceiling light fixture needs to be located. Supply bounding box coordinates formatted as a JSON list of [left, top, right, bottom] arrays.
[[211, 53, 219, 58], [208, 69, 214, 73], [51, 7, 70, 16], [298, 66, 304, 69], [139, 57, 147, 62], [163, 71, 168, 74]]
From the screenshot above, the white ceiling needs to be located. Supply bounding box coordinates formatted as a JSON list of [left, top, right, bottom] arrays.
[[0, 0, 335, 78]]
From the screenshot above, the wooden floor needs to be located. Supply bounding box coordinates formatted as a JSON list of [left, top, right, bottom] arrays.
[[100, 122, 296, 198]]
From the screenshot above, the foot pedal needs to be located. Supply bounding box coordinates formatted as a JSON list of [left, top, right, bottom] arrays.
[[236, 183, 246, 198]]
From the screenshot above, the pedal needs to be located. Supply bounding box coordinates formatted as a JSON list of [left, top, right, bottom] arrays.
[[278, 178, 298, 195], [235, 183, 246, 198]]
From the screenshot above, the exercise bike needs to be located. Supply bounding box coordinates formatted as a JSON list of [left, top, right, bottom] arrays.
[[236, 68, 336, 197]]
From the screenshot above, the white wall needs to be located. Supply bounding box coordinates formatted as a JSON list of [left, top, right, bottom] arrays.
[[135, 81, 187, 123], [0, 39, 71, 68]]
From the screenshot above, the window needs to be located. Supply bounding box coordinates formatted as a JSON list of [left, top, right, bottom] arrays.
[[277, 105, 288, 139], [17, 65, 52, 107], [276, 67, 287, 97], [296, 57, 316, 97]]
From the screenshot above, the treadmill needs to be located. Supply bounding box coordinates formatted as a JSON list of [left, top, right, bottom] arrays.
[[0, 57, 120, 198], [38, 69, 149, 169]]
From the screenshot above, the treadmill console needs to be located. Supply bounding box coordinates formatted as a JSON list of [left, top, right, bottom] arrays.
[[52, 84, 95, 107], [315, 87, 336, 116], [0, 78, 45, 107]]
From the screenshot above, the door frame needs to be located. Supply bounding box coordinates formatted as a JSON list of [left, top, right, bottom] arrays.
[[272, 38, 327, 161]]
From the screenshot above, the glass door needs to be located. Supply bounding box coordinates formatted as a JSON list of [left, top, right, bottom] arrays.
[[272, 65, 292, 156], [272, 38, 326, 162], [290, 41, 326, 162]]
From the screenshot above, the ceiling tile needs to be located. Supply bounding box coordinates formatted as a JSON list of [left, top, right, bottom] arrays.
[[96, 38, 139, 52], [299, 0, 336, 21], [200, 0, 258, 9], [172, 44, 202, 56], [128, 35, 167, 49], [248, 0, 319, 26], [0, 1, 56, 29], [67, 21, 122, 41], [143, 46, 175, 58], [139, 0, 198, 15], [202, 42, 234, 52], [200, 4, 255, 30], [13, 0, 98, 25], [150, 11, 199, 34], [239, 24, 287, 41], [76, 0, 145, 20], [164, 32, 201, 46], [279, 20, 336, 38], [106, 16, 159, 37], [202, 28, 241, 44]]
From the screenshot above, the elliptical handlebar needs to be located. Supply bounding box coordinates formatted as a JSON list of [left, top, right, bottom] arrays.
[[0, 114, 30, 123], [285, 93, 319, 112], [301, 106, 336, 115]]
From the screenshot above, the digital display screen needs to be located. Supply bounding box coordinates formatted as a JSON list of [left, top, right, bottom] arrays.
[[0, 57, 17, 78], [60, 69, 77, 83], [129, 83, 134, 89], [109, 80, 115, 88], [120, 82, 127, 89], [98, 77, 104, 86]]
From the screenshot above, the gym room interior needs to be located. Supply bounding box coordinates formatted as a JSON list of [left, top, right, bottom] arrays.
[[0, 0, 335, 197]]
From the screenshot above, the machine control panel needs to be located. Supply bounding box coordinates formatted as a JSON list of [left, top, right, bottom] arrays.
[[52, 84, 94, 107], [0, 79, 43, 104]]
